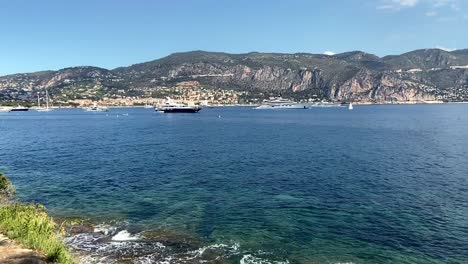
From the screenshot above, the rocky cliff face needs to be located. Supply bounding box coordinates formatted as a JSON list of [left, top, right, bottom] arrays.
[[1, 49, 468, 102]]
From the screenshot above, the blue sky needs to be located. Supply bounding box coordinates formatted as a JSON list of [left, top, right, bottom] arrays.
[[0, 0, 467, 75]]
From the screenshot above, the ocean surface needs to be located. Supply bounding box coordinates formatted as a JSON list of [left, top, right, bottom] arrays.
[[1, 105, 467, 264]]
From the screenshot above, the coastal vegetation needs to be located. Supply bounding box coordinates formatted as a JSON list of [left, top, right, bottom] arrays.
[[0, 172, 73, 263], [0, 173, 15, 199]]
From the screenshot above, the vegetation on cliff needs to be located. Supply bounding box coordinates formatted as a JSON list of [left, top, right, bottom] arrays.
[[0, 172, 73, 263], [1, 49, 467, 103]]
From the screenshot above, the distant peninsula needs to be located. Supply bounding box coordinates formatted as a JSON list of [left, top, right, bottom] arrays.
[[1, 49, 468, 106]]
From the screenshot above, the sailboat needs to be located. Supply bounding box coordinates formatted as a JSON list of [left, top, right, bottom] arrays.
[[36, 90, 53, 112], [348, 103, 353, 110]]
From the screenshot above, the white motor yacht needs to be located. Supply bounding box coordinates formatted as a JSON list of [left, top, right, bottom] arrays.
[[156, 98, 201, 113], [255, 97, 307, 109]]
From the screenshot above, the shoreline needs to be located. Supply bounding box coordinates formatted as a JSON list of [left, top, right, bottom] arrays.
[[0, 101, 468, 112], [4, 100, 468, 110]]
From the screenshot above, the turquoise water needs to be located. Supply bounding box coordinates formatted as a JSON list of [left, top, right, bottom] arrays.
[[1, 105, 467, 263]]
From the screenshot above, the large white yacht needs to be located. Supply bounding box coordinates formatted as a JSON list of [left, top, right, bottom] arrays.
[[255, 97, 308, 109], [156, 98, 202, 113]]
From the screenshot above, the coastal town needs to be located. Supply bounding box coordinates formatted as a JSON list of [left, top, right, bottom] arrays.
[[67, 81, 252, 107]]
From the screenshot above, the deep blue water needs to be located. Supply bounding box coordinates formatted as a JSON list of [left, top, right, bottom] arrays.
[[1, 105, 468, 264]]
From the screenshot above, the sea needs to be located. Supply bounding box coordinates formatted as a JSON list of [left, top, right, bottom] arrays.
[[0, 104, 467, 264]]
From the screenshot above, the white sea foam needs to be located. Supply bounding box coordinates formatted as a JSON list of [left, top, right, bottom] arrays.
[[66, 224, 165, 264], [111, 230, 140, 241], [68, 225, 285, 264], [240, 254, 289, 264], [188, 242, 240, 258], [93, 224, 117, 235]]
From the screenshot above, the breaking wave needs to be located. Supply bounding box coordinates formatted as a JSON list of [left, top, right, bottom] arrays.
[[112, 230, 140, 241]]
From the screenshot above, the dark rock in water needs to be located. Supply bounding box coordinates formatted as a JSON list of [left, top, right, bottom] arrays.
[[141, 229, 202, 250], [201, 247, 227, 260], [55, 217, 95, 235], [65, 223, 94, 235]]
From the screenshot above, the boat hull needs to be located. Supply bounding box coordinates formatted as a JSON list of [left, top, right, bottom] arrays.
[[86, 109, 108, 112], [162, 107, 201, 113], [36, 108, 53, 112], [10, 108, 29, 112], [255, 104, 307, 110]]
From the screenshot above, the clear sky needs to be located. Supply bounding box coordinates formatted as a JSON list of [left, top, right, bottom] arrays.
[[0, 0, 467, 75]]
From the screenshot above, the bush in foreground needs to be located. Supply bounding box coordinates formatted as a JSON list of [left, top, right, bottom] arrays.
[[0, 173, 16, 199], [0, 173, 73, 263]]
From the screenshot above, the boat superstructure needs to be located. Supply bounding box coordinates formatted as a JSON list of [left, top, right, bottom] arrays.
[[156, 98, 202, 113], [255, 97, 307, 109]]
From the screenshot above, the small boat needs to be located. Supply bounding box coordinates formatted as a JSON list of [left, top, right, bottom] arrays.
[[10, 105, 29, 112], [157, 98, 201, 113], [143, 104, 154, 109], [255, 97, 307, 109], [85, 103, 109, 112], [348, 103, 353, 110]]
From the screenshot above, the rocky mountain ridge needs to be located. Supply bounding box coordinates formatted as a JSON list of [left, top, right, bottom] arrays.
[[1, 48, 467, 103]]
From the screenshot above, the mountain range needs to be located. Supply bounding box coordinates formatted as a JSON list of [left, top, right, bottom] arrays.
[[1, 48, 468, 103]]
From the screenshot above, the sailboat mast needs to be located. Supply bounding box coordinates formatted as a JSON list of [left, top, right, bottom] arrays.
[[37, 93, 40, 108], [46, 90, 49, 109]]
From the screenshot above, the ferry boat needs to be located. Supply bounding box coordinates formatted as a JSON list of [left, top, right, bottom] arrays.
[[255, 97, 307, 109], [10, 105, 29, 112], [156, 98, 202, 113]]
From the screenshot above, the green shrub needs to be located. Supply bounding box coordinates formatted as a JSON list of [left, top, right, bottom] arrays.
[[0, 173, 16, 199], [0, 172, 73, 263]]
